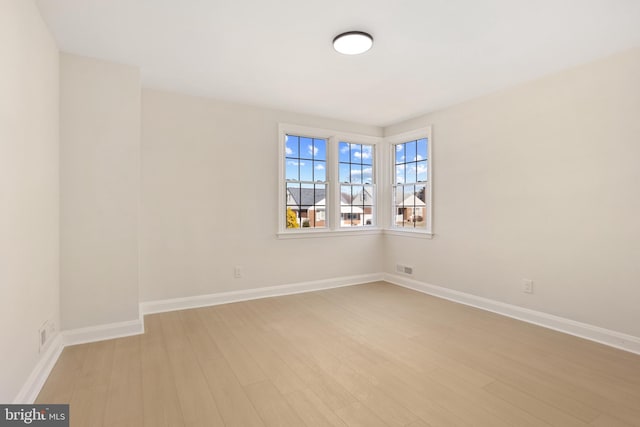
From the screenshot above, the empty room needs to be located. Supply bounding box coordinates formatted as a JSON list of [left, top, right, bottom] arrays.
[[2, 0, 640, 425]]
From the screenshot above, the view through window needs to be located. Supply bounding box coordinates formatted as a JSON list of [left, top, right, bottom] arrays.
[[393, 138, 428, 229], [339, 142, 375, 227], [285, 134, 327, 229]]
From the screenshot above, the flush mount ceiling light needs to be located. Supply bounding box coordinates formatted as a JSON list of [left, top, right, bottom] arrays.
[[333, 31, 373, 55]]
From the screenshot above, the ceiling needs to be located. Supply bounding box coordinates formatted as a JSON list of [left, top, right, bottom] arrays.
[[36, 0, 640, 127]]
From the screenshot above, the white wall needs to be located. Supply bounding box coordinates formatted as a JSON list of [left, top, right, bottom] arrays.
[[384, 47, 640, 337], [0, 0, 59, 402], [140, 90, 384, 301], [60, 53, 140, 329]]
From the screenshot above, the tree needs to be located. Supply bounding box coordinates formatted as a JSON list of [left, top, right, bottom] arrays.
[[286, 207, 299, 228]]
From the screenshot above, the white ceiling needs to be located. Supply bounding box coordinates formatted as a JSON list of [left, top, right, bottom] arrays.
[[36, 0, 640, 127]]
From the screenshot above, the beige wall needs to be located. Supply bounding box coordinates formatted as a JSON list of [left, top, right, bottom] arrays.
[[0, 0, 59, 402], [60, 54, 140, 329], [384, 47, 640, 337], [140, 90, 384, 301]]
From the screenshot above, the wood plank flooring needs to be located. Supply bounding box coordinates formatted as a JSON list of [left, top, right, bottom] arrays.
[[36, 282, 640, 426]]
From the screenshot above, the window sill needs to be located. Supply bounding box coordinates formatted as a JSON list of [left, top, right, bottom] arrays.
[[382, 229, 434, 239], [277, 228, 383, 239]]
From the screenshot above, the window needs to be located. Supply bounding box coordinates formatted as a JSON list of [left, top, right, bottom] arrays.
[[339, 142, 375, 227], [391, 129, 432, 234], [279, 124, 380, 236], [284, 134, 327, 229]]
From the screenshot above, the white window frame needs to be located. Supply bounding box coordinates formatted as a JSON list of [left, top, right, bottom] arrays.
[[385, 126, 433, 238], [335, 139, 378, 230], [278, 123, 382, 238]]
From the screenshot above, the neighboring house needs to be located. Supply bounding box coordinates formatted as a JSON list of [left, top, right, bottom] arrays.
[[396, 193, 426, 226], [350, 187, 374, 226], [286, 187, 326, 227], [307, 198, 328, 227], [308, 187, 374, 227]]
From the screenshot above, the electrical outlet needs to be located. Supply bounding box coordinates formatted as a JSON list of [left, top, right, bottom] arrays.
[[523, 279, 534, 294], [39, 328, 47, 348], [38, 322, 48, 353], [396, 264, 413, 275], [234, 266, 242, 278]]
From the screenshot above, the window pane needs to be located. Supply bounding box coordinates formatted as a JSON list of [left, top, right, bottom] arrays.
[[300, 183, 326, 228], [395, 143, 405, 164], [339, 163, 350, 183], [313, 160, 326, 182], [351, 144, 363, 163], [412, 185, 427, 228], [405, 140, 417, 162], [351, 185, 364, 201], [361, 185, 374, 226], [404, 185, 415, 207], [340, 185, 351, 205], [395, 164, 405, 184], [417, 160, 427, 182], [300, 137, 313, 159], [313, 138, 326, 161], [361, 145, 373, 165], [339, 142, 350, 162], [417, 138, 428, 161], [404, 185, 416, 228], [286, 183, 301, 229], [350, 164, 363, 184], [286, 183, 300, 207], [406, 162, 417, 183], [299, 160, 313, 181], [285, 135, 299, 158], [308, 200, 325, 226], [340, 185, 352, 227], [394, 186, 405, 227], [362, 165, 373, 184], [285, 158, 300, 181], [361, 185, 374, 206]]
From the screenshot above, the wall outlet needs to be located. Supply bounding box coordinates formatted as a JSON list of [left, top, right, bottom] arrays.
[[523, 279, 534, 294], [39, 328, 47, 352], [38, 320, 55, 353], [396, 264, 413, 275], [234, 266, 242, 278]]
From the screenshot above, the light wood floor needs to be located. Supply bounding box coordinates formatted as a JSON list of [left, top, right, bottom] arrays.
[[37, 282, 640, 426]]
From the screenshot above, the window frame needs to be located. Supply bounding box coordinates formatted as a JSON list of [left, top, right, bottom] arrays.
[[337, 140, 377, 230], [278, 124, 382, 238], [385, 127, 433, 238]]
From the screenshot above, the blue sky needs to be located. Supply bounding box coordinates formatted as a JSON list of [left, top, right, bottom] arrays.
[[285, 135, 428, 185], [395, 138, 428, 184], [285, 135, 326, 182]]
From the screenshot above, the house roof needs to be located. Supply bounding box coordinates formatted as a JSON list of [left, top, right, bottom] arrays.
[[287, 187, 326, 210], [351, 188, 374, 206], [402, 194, 426, 207], [308, 189, 372, 211]]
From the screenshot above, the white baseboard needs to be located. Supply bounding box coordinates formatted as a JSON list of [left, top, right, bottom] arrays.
[[385, 273, 640, 355], [13, 334, 64, 404], [62, 315, 145, 347], [140, 273, 384, 315]]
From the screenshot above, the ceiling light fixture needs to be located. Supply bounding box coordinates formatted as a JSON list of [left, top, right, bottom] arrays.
[[333, 31, 373, 55]]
